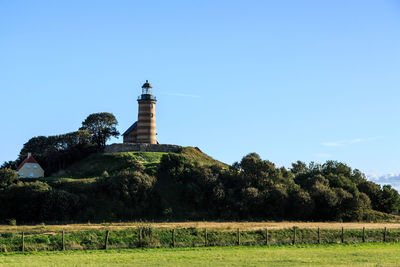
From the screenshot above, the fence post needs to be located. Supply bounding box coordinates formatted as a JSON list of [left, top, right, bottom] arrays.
[[237, 229, 240, 246], [265, 228, 268, 245], [172, 229, 175, 248], [362, 227, 365, 243], [293, 227, 296, 245], [383, 227, 387, 242], [341, 227, 344, 243], [149, 228, 153, 243], [104, 230, 109, 250], [139, 228, 142, 248], [21, 232, 25, 252], [204, 229, 208, 247], [317, 227, 320, 244], [62, 231, 65, 251]]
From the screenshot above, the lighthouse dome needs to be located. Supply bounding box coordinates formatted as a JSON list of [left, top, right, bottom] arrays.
[[142, 80, 152, 89]]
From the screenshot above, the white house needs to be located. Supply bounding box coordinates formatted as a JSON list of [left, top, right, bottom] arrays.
[[16, 153, 44, 178]]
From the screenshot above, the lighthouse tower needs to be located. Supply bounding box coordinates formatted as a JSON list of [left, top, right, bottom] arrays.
[[137, 80, 157, 144], [122, 80, 157, 144]]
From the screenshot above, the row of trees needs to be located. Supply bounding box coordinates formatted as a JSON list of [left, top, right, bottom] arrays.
[[155, 153, 400, 221], [0, 152, 399, 223], [1, 112, 119, 175]]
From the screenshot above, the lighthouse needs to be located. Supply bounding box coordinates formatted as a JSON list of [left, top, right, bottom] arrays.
[[122, 80, 157, 144]]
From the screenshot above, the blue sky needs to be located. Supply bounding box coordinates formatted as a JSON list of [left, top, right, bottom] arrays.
[[1, 1, 399, 187]]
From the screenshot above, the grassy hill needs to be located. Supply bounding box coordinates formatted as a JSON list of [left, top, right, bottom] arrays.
[[58, 146, 227, 179]]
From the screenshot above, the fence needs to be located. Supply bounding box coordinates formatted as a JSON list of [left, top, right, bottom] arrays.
[[1, 227, 400, 252]]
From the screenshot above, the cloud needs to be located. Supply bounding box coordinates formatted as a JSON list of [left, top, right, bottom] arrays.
[[322, 138, 375, 147], [165, 93, 201, 98], [322, 141, 345, 147], [368, 172, 400, 191], [314, 153, 331, 158], [369, 173, 400, 182]]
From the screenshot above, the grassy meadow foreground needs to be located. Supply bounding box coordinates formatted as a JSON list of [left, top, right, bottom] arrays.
[[1, 222, 400, 252], [1, 243, 400, 267]]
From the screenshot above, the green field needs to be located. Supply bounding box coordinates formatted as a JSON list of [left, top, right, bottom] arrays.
[[2, 227, 400, 252], [1, 243, 400, 266]]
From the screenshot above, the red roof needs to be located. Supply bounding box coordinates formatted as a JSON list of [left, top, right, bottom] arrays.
[[16, 155, 39, 171]]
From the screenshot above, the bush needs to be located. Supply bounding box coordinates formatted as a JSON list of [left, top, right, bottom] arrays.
[[7, 219, 16, 226], [0, 169, 19, 188]]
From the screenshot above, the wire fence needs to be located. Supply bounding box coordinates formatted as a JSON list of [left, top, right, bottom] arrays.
[[1, 227, 400, 252]]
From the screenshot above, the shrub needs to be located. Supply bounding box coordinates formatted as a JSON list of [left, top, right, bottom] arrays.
[[7, 219, 16, 226], [0, 169, 19, 188]]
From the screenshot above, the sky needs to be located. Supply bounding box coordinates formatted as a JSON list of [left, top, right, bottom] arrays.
[[1, 1, 400, 188]]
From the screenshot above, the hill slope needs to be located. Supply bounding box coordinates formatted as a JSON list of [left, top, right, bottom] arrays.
[[61, 146, 226, 178]]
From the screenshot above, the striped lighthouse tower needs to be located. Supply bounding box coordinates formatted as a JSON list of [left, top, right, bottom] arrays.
[[136, 80, 157, 144]]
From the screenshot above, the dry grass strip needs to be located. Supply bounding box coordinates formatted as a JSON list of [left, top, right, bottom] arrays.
[[2, 221, 400, 233]]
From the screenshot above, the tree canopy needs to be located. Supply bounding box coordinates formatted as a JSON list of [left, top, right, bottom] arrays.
[[0, 152, 399, 223], [5, 112, 118, 176], [80, 112, 119, 147]]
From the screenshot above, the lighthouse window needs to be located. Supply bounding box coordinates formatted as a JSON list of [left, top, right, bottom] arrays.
[[34, 165, 37, 169], [30, 172, 34, 177], [150, 113, 153, 117], [26, 165, 31, 169]]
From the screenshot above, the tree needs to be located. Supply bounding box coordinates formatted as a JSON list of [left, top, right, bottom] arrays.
[[0, 168, 19, 188], [380, 185, 400, 214], [287, 186, 314, 220], [19, 136, 50, 160], [1, 161, 18, 170], [80, 112, 120, 147], [0, 181, 51, 221], [97, 170, 156, 218], [291, 161, 308, 175], [358, 181, 382, 211], [18, 131, 96, 175]]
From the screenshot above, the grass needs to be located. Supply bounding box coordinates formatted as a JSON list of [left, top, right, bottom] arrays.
[[180, 147, 228, 167], [2, 221, 400, 233], [61, 152, 168, 178], [2, 226, 400, 252], [1, 242, 400, 266], [48, 146, 226, 179]]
